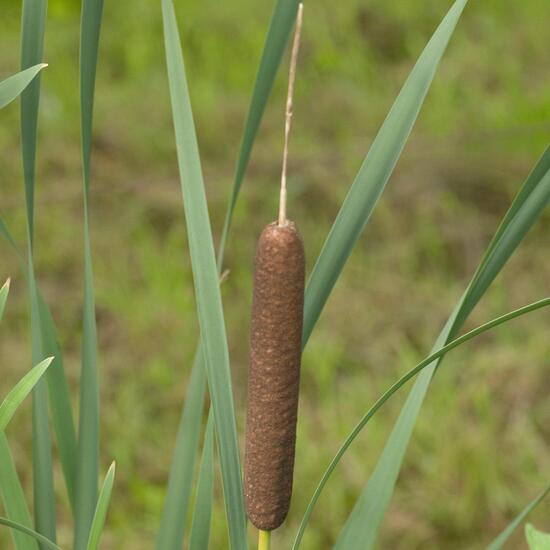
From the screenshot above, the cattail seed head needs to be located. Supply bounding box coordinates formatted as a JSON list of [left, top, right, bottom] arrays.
[[244, 221, 305, 530]]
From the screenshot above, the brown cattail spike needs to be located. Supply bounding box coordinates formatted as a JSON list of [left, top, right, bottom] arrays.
[[245, 221, 305, 530]]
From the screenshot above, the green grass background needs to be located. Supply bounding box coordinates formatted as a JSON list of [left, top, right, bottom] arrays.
[[0, 0, 549, 548]]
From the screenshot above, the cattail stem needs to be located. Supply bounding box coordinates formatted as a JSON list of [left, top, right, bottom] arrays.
[[278, 3, 304, 227], [258, 529, 271, 550]]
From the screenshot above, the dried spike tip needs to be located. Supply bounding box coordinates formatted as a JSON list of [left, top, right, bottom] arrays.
[[244, 221, 305, 530], [279, 2, 304, 227]]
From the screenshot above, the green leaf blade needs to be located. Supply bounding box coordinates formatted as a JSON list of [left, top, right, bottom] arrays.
[[333, 151, 550, 549], [37, 294, 78, 511], [85, 462, 116, 550], [20, 0, 57, 545], [293, 298, 550, 548], [189, 414, 215, 550], [218, 0, 300, 267], [20, 0, 47, 243], [158, 2, 301, 547], [0, 357, 53, 433], [161, 1, 247, 547], [156, 351, 207, 550], [0, 434, 38, 550], [0, 217, 78, 511], [486, 487, 550, 550], [302, 0, 468, 345], [0, 518, 61, 550], [0, 65, 47, 111], [0, 279, 10, 320], [74, 0, 105, 546]]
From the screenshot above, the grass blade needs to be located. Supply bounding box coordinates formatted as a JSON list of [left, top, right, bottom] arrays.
[[157, 1, 300, 546], [85, 462, 116, 550], [302, 0, 468, 345], [0, 357, 53, 432], [74, 0, 104, 546], [156, 351, 207, 549], [21, 0, 47, 244], [27, 259, 56, 547], [189, 414, 215, 550], [37, 295, 78, 511], [0, 218, 78, 510], [0, 218, 21, 258], [333, 150, 550, 549], [0, 261, 35, 550], [20, 0, 57, 544], [486, 487, 550, 550], [293, 297, 550, 548], [161, 1, 247, 547], [0, 518, 61, 550], [0, 435, 38, 550], [0, 65, 47, 110]]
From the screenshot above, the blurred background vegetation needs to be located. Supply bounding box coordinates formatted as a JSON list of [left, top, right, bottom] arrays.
[[0, 0, 549, 548]]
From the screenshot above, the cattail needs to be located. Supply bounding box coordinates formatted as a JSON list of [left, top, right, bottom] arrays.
[[244, 3, 305, 535], [244, 221, 305, 530]]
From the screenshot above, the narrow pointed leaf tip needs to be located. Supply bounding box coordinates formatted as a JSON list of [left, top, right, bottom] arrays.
[[85, 461, 116, 550], [0, 64, 48, 110], [486, 486, 550, 550], [0, 357, 54, 433], [302, 0, 469, 345], [0, 279, 10, 320]]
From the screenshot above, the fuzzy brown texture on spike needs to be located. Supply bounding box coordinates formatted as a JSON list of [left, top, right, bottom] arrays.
[[244, 221, 305, 531]]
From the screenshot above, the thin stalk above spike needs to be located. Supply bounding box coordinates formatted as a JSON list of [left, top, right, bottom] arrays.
[[278, 3, 303, 226]]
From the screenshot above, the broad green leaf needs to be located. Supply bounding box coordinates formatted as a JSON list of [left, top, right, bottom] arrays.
[[293, 298, 550, 548], [486, 487, 550, 550], [158, 1, 301, 547], [526, 523, 550, 550], [334, 147, 550, 548], [74, 0, 105, 547], [303, 0, 468, 345], [156, 351, 207, 549], [189, 414, 215, 550], [0, 518, 61, 550], [161, 1, 247, 547], [0, 65, 46, 111], [0, 217, 78, 510], [0, 357, 53, 432], [0, 279, 10, 320], [20, 0, 57, 544], [0, 434, 38, 550], [85, 462, 116, 550]]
